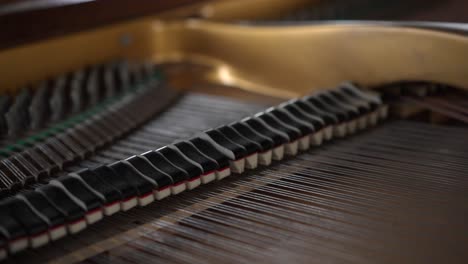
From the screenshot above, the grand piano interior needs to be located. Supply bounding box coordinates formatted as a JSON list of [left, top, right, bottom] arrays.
[[0, 0, 467, 263]]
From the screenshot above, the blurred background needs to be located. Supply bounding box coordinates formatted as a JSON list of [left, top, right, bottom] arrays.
[[1, 0, 467, 51]]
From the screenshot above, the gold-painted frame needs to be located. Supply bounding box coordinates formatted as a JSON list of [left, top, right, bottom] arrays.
[[1, 1, 467, 98]]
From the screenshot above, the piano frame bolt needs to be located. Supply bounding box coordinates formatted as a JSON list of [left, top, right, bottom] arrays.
[[119, 34, 133, 47]]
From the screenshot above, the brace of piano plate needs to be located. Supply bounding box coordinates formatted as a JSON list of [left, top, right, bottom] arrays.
[[1, 18, 468, 98]]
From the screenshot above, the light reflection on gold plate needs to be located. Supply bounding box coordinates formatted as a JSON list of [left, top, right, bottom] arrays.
[[1, 15, 467, 97], [154, 20, 468, 97]]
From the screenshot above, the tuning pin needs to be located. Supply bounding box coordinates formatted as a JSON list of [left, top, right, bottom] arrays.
[[50, 76, 71, 122], [70, 69, 88, 114], [0, 96, 11, 136], [115, 60, 130, 92], [404, 83, 429, 97], [29, 81, 51, 130], [141, 61, 156, 81], [129, 62, 143, 87], [85, 67, 101, 106], [100, 64, 117, 98], [6, 88, 32, 137], [427, 83, 440, 95]]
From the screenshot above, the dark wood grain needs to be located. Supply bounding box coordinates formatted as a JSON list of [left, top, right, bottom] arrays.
[[0, 0, 202, 50], [402, 0, 468, 22], [1, 0, 467, 51]]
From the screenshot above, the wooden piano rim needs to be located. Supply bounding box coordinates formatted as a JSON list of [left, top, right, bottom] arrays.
[[0, 0, 311, 50], [1, 17, 468, 97]]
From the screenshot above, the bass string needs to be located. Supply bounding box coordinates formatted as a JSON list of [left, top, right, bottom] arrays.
[[325, 142, 468, 167], [12, 111, 468, 262], [300, 150, 468, 184], [45, 159, 277, 264], [292, 156, 459, 194], [354, 132, 468, 153], [10, 93, 267, 262], [374, 120, 468, 139], [85, 93, 264, 158], [117, 185, 402, 263], [425, 96, 468, 116], [27, 93, 265, 185], [328, 124, 468, 153], [95, 120, 468, 264], [119, 198, 368, 264], [228, 173, 462, 229], [153, 153, 438, 254], [312, 149, 467, 179], [402, 96, 468, 123], [273, 163, 462, 205]]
